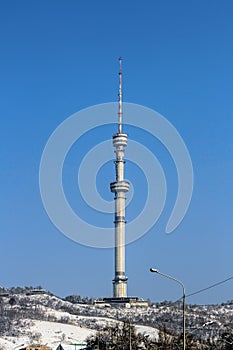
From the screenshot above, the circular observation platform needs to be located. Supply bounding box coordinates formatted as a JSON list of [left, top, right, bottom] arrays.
[[110, 180, 130, 193], [112, 133, 128, 148]]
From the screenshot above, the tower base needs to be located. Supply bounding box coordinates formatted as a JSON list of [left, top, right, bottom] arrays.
[[112, 276, 128, 298], [94, 296, 149, 308]]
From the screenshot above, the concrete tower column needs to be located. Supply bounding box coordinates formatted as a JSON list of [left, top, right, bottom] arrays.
[[110, 135, 129, 297]]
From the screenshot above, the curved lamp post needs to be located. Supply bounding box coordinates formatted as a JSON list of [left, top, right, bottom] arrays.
[[150, 268, 186, 350]]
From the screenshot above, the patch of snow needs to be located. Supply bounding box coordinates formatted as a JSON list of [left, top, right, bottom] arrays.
[[135, 325, 159, 340], [0, 320, 95, 350]]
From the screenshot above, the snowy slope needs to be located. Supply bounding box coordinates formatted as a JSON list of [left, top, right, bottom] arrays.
[[0, 289, 232, 349], [0, 320, 93, 349], [0, 319, 158, 350]]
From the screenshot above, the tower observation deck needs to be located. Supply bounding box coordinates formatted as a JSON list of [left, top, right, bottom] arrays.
[[110, 57, 130, 298]]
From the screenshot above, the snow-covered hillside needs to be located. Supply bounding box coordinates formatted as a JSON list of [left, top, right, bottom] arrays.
[[0, 288, 232, 349], [0, 320, 93, 350], [0, 291, 159, 349]]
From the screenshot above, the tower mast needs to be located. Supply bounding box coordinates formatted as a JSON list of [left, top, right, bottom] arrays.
[[110, 57, 130, 298], [118, 56, 123, 134]]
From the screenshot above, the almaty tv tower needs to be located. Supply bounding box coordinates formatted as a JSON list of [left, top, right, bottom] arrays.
[[110, 57, 130, 298]]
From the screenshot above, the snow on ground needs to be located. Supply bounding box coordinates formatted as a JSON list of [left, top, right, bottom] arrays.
[[0, 335, 30, 350], [0, 320, 95, 350], [30, 320, 95, 347], [0, 318, 159, 350], [135, 325, 159, 340]]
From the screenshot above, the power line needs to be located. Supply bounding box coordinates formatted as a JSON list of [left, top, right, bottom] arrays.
[[175, 276, 233, 302], [186, 276, 233, 298]]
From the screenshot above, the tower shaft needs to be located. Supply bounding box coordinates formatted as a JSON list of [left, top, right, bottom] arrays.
[[110, 135, 129, 297]]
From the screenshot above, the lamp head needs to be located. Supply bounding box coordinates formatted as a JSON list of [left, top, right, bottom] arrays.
[[150, 268, 159, 273]]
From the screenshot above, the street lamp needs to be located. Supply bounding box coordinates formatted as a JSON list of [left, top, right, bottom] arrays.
[[150, 268, 186, 350]]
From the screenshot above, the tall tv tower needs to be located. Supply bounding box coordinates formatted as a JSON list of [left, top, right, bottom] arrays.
[[110, 57, 130, 298]]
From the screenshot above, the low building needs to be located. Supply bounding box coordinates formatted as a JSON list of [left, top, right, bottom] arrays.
[[94, 297, 148, 308]]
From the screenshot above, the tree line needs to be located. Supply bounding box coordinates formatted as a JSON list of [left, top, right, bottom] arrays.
[[86, 322, 233, 350]]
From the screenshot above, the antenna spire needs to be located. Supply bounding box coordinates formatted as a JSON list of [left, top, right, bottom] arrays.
[[118, 57, 123, 133]]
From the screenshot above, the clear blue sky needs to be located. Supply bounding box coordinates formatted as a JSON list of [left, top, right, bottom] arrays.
[[1, 0, 233, 304]]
